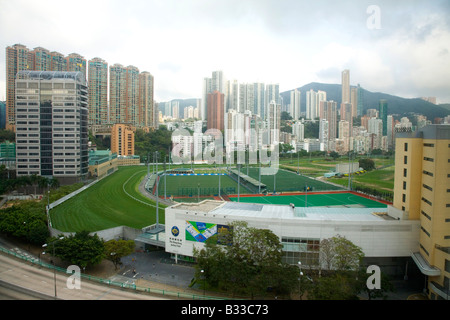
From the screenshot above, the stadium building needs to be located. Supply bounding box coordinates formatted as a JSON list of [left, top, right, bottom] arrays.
[[164, 195, 420, 277]]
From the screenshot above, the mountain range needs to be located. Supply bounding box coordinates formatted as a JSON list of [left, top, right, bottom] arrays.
[[280, 82, 450, 121]]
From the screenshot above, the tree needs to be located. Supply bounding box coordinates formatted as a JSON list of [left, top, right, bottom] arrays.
[[193, 221, 298, 298], [104, 239, 135, 270], [53, 231, 105, 269], [359, 158, 375, 171], [319, 235, 364, 272]]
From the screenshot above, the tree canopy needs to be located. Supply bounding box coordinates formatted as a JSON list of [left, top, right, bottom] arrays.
[[193, 221, 298, 298]]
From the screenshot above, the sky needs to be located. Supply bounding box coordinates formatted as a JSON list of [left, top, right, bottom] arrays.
[[1, 0, 450, 104]]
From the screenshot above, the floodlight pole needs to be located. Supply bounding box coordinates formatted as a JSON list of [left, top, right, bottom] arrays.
[[155, 151, 159, 227]]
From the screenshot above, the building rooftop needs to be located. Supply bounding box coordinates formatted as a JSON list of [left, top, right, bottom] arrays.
[[16, 71, 86, 85], [170, 200, 390, 222]]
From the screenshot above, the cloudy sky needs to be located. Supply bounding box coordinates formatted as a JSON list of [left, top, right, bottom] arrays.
[[1, 0, 450, 104]]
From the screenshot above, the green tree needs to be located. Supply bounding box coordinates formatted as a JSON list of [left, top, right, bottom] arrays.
[[53, 231, 105, 269], [320, 235, 364, 272], [104, 239, 135, 270], [359, 158, 375, 171], [193, 221, 298, 298]]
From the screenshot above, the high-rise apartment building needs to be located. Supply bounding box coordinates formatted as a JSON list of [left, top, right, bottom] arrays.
[[109, 64, 127, 124], [267, 100, 281, 145], [207, 91, 224, 131], [357, 84, 364, 117], [15, 71, 88, 184], [393, 124, 450, 300], [379, 99, 388, 136], [341, 69, 350, 104], [319, 100, 338, 143], [65, 53, 87, 79], [125, 65, 139, 125], [290, 89, 301, 121], [111, 124, 135, 156], [139, 71, 156, 129], [202, 71, 226, 122], [6, 44, 30, 131], [88, 57, 108, 125]]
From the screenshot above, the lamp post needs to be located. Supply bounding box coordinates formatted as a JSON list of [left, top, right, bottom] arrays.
[[42, 236, 64, 299], [200, 269, 205, 298], [298, 261, 304, 300]]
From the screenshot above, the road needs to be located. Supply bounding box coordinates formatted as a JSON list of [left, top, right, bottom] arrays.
[[0, 253, 168, 300]]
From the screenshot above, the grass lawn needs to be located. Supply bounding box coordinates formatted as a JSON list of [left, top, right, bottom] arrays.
[[50, 166, 164, 232], [236, 167, 344, 193], [328, 165, 395, 192]]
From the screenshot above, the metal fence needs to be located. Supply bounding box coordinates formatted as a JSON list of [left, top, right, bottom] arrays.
[[0, 246, 230, 300]]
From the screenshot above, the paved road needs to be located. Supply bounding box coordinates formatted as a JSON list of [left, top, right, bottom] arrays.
[[0, 253, 168, 300]]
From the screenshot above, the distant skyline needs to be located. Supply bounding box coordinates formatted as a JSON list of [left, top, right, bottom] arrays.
[[1, 0, 450, 103]]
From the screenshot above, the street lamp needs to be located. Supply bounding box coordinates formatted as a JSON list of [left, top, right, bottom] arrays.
[[298, 261, 304, 300], [200, 269, 205, 298], [42, 236, 64, 299]]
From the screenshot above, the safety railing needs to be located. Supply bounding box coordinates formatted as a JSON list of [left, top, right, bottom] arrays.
[[0, 246, 231, 300]]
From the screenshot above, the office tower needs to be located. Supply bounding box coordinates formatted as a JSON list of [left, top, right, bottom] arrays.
[[267, 100, 281, 145], [368, 117, 383, 150], [393, 125, 450, 300], [66, 53, 87, 80], [109, 64, 127, 124], [15, 71, 88, 183], [338, 120, 351, 153], [5, 44, 30, 131], [207, 91, 224, 131], [172, 102, 179, 119], [341, 69, 350, 104], [290, 89, 301, 120], [379, 99, 388, 136], [88, 57, 108, 125], [111, 124, 135, 156], [139, 71, 156, 128], [357, 84, 364, 117]]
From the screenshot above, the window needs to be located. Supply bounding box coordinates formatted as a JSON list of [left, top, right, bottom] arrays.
[[424, 157, 434, 162], [403, 181, 407, 190], [423, 170, 434, 177], [423, 184, 433, 191], [421, 210, 431, 221], [404, 143, 408, 151], [402, 194, 406, 202], [424, 143, 434, 147], [404, 156, 408, 164], [403, 168, 407, 177], [421, 226, 430, 237], [421, 197, 432, 206]]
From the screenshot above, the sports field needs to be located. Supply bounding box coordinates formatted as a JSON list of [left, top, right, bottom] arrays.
[[236, 167, 344, 192], [229, 191, 388, 208], [158, 174, 244, 197]]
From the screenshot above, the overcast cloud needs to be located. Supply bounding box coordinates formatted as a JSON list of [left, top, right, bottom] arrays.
[[1, 0, 449, 103]]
